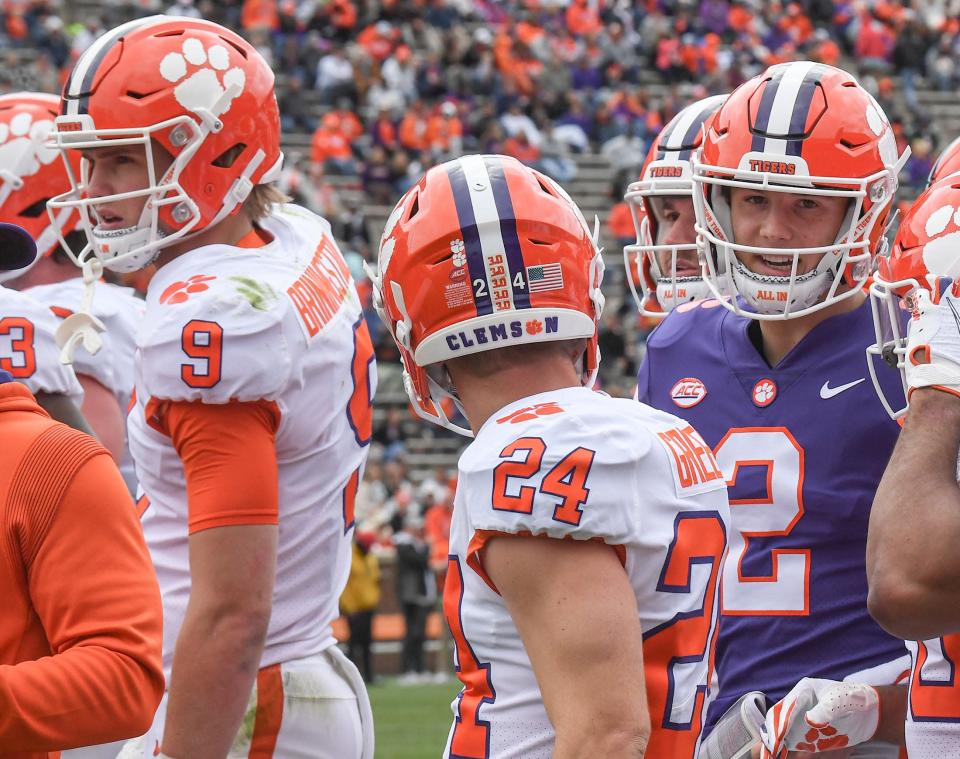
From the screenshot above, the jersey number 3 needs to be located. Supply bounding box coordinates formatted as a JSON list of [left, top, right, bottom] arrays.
[[0, 317, 36, 378]]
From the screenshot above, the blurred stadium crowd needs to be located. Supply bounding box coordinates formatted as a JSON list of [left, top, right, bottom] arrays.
[[4, 0, 959, 550]]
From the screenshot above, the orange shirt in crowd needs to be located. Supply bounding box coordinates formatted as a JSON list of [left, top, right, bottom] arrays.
[[399, 112, 429, 152], [311, 123, 353, 163], [814, 37, 841, 66], [426, 113, 463, 152], [728, 4, 754, 33], [330, 0, 357, 31], [334, 109, 364, 143], [240, 0, 278, 31], [0, 381, 163, 756], [357, 24, 395, 60], [372, 116, 398, 148], [565, 0, 601, 36], [504, 136, 540, 164], [425, 503, 452, 570], [608, 201, 635, 241]]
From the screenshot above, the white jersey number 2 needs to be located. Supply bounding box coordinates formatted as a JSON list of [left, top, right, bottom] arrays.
[[714, 427, 808, 615]]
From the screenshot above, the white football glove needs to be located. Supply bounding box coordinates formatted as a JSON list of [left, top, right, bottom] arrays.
[[904, 283, 960, 397], [759, 678, 879, 757]]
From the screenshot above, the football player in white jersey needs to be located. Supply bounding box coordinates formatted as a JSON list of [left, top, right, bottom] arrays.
[[0, 217, 89, 432], [49, 16, 376, 759], [866, 158, 960, 757], [0, 92, 140, 484], [368, 153, 730, 759]]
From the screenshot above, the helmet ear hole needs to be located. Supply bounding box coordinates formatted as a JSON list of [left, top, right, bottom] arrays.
[[535, 175, 558, 198], [406, 192, 420, 222], [211, 143, 246, 168], [18, 198, 49, 218]]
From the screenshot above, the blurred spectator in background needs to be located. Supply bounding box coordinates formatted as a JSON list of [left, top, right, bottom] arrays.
[[278, 75, 315, 134], [892, 17, 926, 111], [504, 129, 540, 164], [340, 531, 381, 684], [363, 145, 397, 205], [537, 125, 577, 183], [426, 101, 463, 160], [392, 512, 435, 683], [315, 43, 355, 104], [399, 99, 430, 154], [311, 112, 357, 174]]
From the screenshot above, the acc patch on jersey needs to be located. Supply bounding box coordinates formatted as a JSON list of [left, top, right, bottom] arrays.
[[670, 377, 708, 409]]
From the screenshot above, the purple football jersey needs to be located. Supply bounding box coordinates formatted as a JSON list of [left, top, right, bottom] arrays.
[[637, 298, 908, 731]]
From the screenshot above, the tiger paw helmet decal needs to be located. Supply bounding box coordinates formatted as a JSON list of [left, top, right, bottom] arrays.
[[160, 38, 246, 119]]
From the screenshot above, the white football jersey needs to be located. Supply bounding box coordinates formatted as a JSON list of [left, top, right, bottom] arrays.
[[906, 636, 960, 757], [128, 204, 376, 676], [27, 279, 143, 490], [0, 285, 83, 404], [25, 279, 142, 412], [443, 386, 730, 759]]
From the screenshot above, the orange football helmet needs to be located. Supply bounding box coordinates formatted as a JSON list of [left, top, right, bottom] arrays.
[[367, 154, 605, 435], [693, 61, 908, 319], [48, 15, 283, 272], [0, 92, 81, 278], [928, 135, 960, 187], [624, 94, 726, 317], [868, 173, 960, 418]]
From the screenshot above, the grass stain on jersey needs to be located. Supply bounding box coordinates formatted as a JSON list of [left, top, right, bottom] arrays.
[[230, 276, 278, 311]]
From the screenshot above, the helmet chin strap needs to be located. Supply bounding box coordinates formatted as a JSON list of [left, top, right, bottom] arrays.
[[56, 254, 106, 364]]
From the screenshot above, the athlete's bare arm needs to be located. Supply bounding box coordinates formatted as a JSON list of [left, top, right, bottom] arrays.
[[76, 374, 126, 461], [485, 534, 649, 759], [33, 390, 94, 436], [162, 523, 277, 758], [868, 388, 960, 640]]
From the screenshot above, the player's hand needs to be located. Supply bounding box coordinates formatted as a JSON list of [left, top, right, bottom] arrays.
[[759, 678, 879, 756], [904, 279, 960, 397]]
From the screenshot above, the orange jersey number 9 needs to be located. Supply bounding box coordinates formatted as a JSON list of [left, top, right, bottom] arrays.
[[180, 320, 223, 388], [643, 511, 726, 759], [0, 316, 36, 378]]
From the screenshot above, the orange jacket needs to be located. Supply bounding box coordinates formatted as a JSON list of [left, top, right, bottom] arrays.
[[240, 0, 278, 31], [311, 127, 353, 163], [399, 113, 429, 152], [0, 382, 164, 756]]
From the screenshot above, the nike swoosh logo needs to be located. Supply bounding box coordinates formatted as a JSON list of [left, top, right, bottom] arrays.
[[820, 378, 866, 399]]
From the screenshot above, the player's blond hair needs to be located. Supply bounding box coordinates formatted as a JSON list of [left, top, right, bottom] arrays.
[[244, 184, 290, 222]]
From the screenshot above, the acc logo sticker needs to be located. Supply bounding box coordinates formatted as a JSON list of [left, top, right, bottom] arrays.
[[670, 377, 707, 409], [752, 378, 777, 407]]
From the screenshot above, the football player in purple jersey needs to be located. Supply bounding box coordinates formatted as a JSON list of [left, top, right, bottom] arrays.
[[636, 62, 913, 757]]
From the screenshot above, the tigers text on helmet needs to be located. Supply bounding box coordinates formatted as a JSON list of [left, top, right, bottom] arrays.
[[867, 174, 960, 419], [48, 15, 283, 273], [692, 61, 909, 320], [928, 135, 960, 187], [624, 94, 726, 317], [366, 154, 605, 436], [0, 92, 81, 282]]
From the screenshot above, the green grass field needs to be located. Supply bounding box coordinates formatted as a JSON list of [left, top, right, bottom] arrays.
[[370, 677, 461, 758]]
